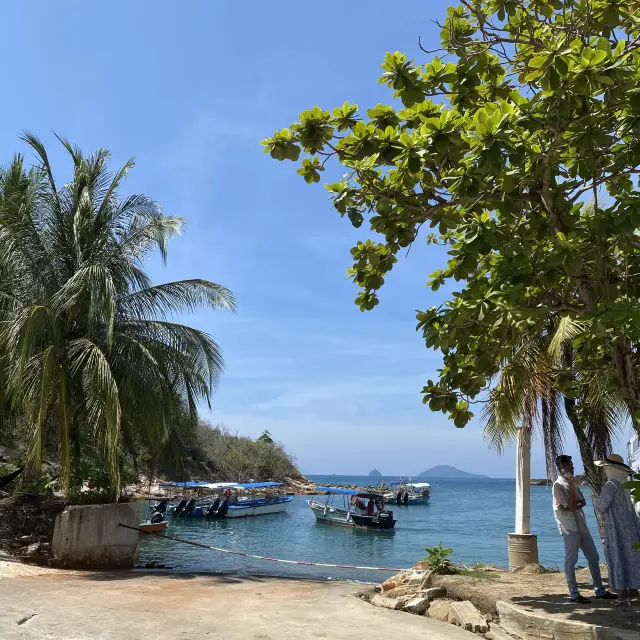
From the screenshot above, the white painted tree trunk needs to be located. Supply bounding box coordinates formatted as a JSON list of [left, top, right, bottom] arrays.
[[515, 427, 531, 535]]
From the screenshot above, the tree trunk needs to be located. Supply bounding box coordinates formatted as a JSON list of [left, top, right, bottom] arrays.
[[563, 396, 607, 543]]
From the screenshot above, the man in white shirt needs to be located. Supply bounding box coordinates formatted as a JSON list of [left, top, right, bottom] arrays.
[[553, 455, 617, 603]]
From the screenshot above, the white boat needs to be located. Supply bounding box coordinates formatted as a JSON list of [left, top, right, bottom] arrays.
[[384, 480, 431, 505], [307, 487, 396, 530]]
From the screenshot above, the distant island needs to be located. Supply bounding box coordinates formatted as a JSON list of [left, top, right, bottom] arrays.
[[418, 465, 490, 479], [368, 469, 383, 477]]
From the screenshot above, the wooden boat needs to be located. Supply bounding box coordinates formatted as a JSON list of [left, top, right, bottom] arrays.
[[139, 519, 169, 533], [307, 487, 396, 530], [384, 480, 431, 505], [139, 500, 169, 533]]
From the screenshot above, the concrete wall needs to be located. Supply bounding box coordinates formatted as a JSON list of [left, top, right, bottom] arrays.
[[52, 504, 139, 569]]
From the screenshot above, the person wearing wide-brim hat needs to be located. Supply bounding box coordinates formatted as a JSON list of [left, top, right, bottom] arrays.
[[594, 454, 640, 601]]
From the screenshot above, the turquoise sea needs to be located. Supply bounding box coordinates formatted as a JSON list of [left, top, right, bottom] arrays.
[[135, 476, 603, 582]]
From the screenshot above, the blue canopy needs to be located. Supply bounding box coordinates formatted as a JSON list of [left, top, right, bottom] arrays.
[[158, 481, 210, 488], [316, 486, 358, 495], [236, 482, 282, 489]]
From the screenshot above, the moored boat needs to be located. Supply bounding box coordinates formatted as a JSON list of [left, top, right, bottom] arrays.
[[307, 487, 396, 530], [166, 482, 292, 518], [384, 480, 431, 505], [139, 500, 169, 533]]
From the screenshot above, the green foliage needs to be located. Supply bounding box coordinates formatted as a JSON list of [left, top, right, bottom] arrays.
[[263, 0, 640, 431], [423, 542, 455, 575], [160, 421, 301, 483], [0, 135, 235, 497], [257, 430, 274, 445]]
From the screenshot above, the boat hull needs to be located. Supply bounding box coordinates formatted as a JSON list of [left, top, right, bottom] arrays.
[[307, 500, 396, 529], [171, 496, 293, 518], [226, 499, 291, 518], [139, 520, 169, 533], [307, 500, 352, 527]]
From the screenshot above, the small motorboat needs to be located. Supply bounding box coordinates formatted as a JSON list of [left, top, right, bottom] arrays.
[[139, 500, 169, 533], [384, 480, 431, 505], [307, 487, 396, 530]]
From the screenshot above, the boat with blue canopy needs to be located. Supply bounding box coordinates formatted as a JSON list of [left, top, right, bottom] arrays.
[[165, 481, 293, 518], [307, 487, 396, 530]]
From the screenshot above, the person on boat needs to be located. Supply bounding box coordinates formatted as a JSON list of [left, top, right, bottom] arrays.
[[553, 454, 617, 604], [367, 498, 375, 516]]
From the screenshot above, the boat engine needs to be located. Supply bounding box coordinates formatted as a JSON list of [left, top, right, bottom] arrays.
[[174, 499, 188, 516], [216, 499, 229, 518], [183, 498, 197, 516], [150, 510, 165, 524], [205, 497, 221, 518], [396, 491, 402, 505], [402, 492, 409, 505]]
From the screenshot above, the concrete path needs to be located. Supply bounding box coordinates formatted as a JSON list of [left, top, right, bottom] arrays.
[[0, 570, 477, 640]]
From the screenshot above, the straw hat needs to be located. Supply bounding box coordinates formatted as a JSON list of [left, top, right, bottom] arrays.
[[594, 453, 634, 474]]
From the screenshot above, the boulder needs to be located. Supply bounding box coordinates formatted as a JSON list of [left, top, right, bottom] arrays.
[[21, 542, 41, 557], [450, 600, 489, 634], [427, 600, 457, 624], [485, 623, 518, 640], [371, 594, 403, 610], [405, 570, 426, 586], [381, 578, 399, 592], [385, 585, 419, 598], [403, 596, 431, 615], [422, 586, 446, 601]]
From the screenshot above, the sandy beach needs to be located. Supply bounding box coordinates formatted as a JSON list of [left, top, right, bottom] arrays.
[[0, 560, 475, 640]]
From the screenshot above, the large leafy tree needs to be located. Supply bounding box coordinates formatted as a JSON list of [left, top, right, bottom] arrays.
[[0, 134, 235, 496], [263, 0, 640, 435]]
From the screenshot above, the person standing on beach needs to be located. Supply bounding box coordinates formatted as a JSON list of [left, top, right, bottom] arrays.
[[553, 454, 618, 604]]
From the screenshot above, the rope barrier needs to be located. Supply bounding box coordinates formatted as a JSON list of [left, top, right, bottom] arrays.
[[120, 524, 407, 572]]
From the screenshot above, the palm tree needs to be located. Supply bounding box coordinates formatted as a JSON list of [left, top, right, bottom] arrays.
[[0, 134, 236, 496], [482, 320, 624, 503]]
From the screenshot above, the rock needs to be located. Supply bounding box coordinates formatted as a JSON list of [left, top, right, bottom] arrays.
[[405, 570, 426, 586], [373, 584, 382, 593], [385, 585, 418, 598], [427, 600, 456, 624], [419, 571, 433, 589], [403, 596, 430, 615], [497, 600, 606, 640], [421, 586, 446, 601], [23, 542, 41, 557], [449, 601, 489, 634], [485, 623, 517, 640], [381, 578, 399, 592], [371, 594, 403, 610]]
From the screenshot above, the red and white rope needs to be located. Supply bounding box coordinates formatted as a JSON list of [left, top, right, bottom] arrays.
[[120, 524, 407, 572]]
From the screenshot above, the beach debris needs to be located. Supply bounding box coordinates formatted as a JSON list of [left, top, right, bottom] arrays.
[[421, 586, 446, 601], [385, 585, 419, 598], [419, 570, 433, 588], [403, 596, 431, 615], [485, 623, 518, 640], [371, 594, 403, 610], [426, 600, 457, 624], [381, 578, 399, 592], [449, 600, 489, 634]]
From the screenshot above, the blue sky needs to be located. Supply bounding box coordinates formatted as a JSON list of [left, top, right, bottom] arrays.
[[1, 1, 632, 477]]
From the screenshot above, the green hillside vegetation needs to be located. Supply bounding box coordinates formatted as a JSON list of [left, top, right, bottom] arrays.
[[162, 423, 302, 483]]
